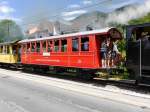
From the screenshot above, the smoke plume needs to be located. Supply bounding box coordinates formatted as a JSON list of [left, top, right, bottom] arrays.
[[106, 0, 150, 25]]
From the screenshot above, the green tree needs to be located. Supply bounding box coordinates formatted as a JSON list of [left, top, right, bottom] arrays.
[[0, 19, 23, 42], [129, 13, 150, 25]]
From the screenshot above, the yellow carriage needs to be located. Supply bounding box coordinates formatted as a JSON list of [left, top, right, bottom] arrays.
[[0, 40, 20, 65]]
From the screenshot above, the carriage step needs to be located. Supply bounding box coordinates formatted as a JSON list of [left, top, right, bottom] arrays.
[[141, 75, 150, 78], [140, 75, 150, 84]]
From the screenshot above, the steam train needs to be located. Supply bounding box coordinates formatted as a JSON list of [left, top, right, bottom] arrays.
[[0, 23, 150, 84], [0, 27, 122, 79]]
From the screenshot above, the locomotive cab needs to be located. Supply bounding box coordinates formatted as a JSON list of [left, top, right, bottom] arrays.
[[126, 23, 150, 83]]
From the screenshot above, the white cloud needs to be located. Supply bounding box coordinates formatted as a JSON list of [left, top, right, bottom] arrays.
[[63, 16, 77, 21], [68, 4, 80, 9], [0, 1, 21, 22], [109, 0, 140, 10], [82, 0, 92, 5], [62, 9, 87, 21], [0, 1, 15, 14], [62, 10, 87, 16], [0, 5, 15, 14]]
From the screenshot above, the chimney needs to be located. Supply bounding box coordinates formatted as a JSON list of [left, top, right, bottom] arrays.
[[53, 24, 57, 36], [53, 21, 61, 35]]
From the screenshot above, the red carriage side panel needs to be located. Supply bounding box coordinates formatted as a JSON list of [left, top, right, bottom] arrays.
[[20, 28, 122, 69], [68, 35, 96, 68]]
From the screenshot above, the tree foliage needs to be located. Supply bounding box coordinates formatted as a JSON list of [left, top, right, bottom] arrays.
[[0, 19, 23, 42], [129, 13, 150, 25]]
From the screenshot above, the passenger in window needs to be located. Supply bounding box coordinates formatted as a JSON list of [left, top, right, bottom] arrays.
[[48, 44, 53, 52], [101, 40, 107, 68], [27, 47, 30, 52], [84, 41, 89, 51], [13, 46, 17, 55]]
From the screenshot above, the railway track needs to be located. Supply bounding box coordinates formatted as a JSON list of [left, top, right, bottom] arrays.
[[1, 66, 150, 95]]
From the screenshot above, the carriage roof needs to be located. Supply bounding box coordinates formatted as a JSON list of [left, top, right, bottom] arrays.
[[19, 27, 121, 43], [0, 40, 20, 46]]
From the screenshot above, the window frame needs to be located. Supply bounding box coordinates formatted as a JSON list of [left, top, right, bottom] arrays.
[[42, 40, 47, 52], [47, 40, 53, 52], [81, 36, 89, 52], [31, 42, 36, 53], [22, 44, 26, 53], [54, 39, 60, 52], [26, 42, 31, 53], [6, 45, 10, 54], [72, 37, 79, 52], [36, 41, 41, 53], [61, 39, 67, 52], [0, 46, 2, 54]]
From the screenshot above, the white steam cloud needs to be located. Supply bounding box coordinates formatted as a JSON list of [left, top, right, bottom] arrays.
[[106, 0, 150, 24]]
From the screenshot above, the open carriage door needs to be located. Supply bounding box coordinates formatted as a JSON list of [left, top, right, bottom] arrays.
[[95, 28, 122, 68], [95, 34, 107, 68]]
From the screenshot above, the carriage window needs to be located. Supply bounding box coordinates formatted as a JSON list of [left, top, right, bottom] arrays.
[[81, 37, 89, 51], [72, 38, 79, 51], [1, 46, 4, 54], [12, 45, 17, 54], [22, 44, 26, 53], [7, 46, 10, 54], [48, 40, 53, 52], [27, 43, 30, 52], [4, 46, 7, 54], [0, 46, 2, 53], [42, 41, 47, 52], [61, 39, 67, 52], [31, 42, 36, 52], [36, 41, 40, 52], [54, 40, 59, 52]]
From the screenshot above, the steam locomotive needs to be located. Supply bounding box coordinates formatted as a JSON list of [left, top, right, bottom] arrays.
[[126, 23, 150, 84]]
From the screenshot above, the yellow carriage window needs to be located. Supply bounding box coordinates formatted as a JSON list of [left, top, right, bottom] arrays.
[[0, 46, 2, 53], [2, 46, 5, 54], [7, 45, 10, 54], [12, 45, 17, 54]]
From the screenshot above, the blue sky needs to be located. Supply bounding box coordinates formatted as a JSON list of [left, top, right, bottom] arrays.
[[0, 0, 146, 26]]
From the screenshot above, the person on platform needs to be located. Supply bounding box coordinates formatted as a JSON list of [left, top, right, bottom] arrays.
[[101, 40, 107, 68], [111, 40, 120, 67]]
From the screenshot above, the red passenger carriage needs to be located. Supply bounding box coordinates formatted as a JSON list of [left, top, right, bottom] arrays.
[[19, 27, 122, 77]]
